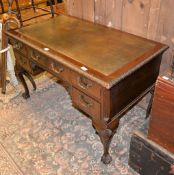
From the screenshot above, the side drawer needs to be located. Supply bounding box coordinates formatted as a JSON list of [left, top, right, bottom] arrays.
[[72, 88, 101, 119], [70, 71, 101, 100], [15, 51, 31, 72], [29, 48, 70, 81], [9, 37, 28, 56], [15, 51, 43, 75]]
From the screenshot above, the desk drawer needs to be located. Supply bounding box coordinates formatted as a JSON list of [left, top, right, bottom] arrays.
[[72, 88, 101, 119], [15, 52, 43, 75], [70, 71, 101, 100], [15, 52, 31, 71], [29, 49, 69, 81], [9, 38, 28, 56]]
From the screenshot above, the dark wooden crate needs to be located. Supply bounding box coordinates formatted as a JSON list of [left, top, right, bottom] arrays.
[[129, 122, 174, 175]]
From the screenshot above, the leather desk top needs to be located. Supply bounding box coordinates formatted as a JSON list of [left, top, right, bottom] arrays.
[[7, 15, 168, 88]]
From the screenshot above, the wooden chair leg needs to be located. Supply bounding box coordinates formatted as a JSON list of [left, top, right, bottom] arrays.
[[48, 0, 55, 17], [31, 0, 36, 12], [14, 0, 23, 26]]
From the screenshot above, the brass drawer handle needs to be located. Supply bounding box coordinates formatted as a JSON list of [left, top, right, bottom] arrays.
[[30, 51, 40, 61], [13, 42, 23, 50], [77, 76, 92, 89], [55, 67, 64, 74], [79, 95, 93, 108], [51, 63, 64, 74]]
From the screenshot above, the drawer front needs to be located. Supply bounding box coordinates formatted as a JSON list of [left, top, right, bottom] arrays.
[[70, 71, 101, 100], [15, 52, 31, 72], [72, 88, 101, 119], [9, 38, 28, 56], [29, 49, 69, 81], [15, 52, 43, 75]]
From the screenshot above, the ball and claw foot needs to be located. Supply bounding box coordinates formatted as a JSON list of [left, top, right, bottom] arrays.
[[22, 92, 30, 99], [101, 154, 112, 164]]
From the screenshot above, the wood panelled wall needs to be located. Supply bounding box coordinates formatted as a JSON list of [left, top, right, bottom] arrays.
[[66, 0, 174, 72]]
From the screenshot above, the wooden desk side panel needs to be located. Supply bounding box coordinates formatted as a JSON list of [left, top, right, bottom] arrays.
[[109, 55, 162, 118], [148, 78, 174, 154]]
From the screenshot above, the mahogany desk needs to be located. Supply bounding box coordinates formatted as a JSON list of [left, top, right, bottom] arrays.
[[6, 15, 168, 164]]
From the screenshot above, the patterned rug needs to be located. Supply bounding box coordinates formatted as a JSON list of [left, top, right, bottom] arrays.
[[0, 74, 146, 175]]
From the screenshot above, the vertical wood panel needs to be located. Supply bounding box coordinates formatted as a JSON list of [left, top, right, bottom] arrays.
[[94, 0, 123, 29], [94, 0, 106, 25], [155, 0, 174, 71], [66, 0, 83, 18], [66, 0, 94, 22], [105, 0, 123, 29], [81, 0, 94, 22], [121, 0, 151, 37], [147, 0, 161, 40]]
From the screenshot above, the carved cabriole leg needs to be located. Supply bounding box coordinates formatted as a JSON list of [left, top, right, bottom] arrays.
[[15, 61, 37, 99], [146, 87, 155, 118], [92, 118, 119, 164], [15, 64, 30, 99], [18, 72, 30, 99], [98, 129, 114, 164], [23, 71, 36, 91]]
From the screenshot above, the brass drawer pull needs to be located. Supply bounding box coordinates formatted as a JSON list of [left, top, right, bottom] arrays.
[[77, 76, 92, 89], [79, 95, 93, 108], [55, 67, 64, 74], [51, 63, 64, 74], [13, 42, 23, 50], [30, 51, 40, 61]]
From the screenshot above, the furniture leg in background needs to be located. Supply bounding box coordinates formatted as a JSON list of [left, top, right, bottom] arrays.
[[0, 14, 8, 94], [31, 0, 36, 12], [145, 87, 155, 118], [0, 0, 4, 14], [15, 63, 36, 99]]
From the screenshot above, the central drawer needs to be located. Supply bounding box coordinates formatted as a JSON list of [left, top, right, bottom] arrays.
[[29, 48, 70, 81], [72, 88, 101, 119]]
